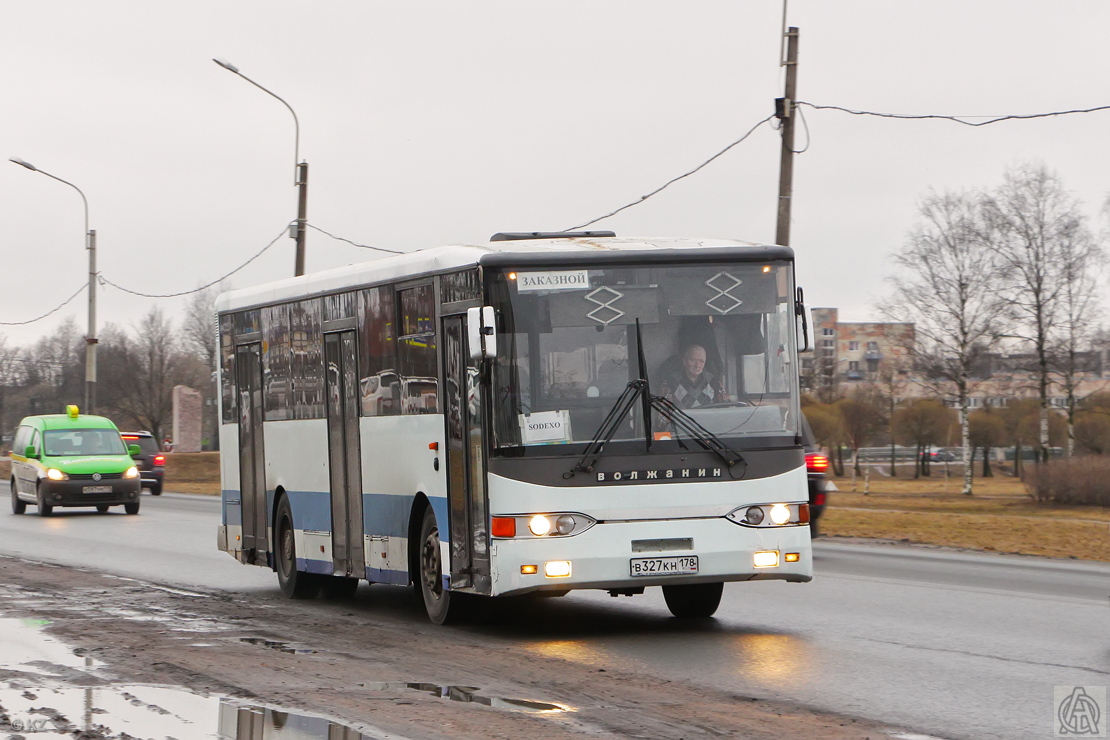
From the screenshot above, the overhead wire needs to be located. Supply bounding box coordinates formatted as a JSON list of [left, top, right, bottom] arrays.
[[796, 101, 1110, 127], [100, 222, 293, 298], [0, 283, 87, 326], [563, 114, 777, 232], [307, 223, 406, 254]]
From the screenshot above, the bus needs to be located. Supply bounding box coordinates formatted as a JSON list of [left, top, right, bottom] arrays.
[[216, 232, 814, 623]]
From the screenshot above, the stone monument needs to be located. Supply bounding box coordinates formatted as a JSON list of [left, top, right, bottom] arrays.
[[172, 385, 203, 453]]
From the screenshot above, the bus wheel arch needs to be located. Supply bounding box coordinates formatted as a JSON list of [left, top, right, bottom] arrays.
[[273, 489, 321, 599], [407, 493, 431, 587]]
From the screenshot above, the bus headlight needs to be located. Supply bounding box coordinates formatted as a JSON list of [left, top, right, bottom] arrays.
[[492, 513, 596, 539], [528, 515, 552, 536], [123, 466, 139, 479], [46, 468, 68, 481], [727, 503, 809, 527]]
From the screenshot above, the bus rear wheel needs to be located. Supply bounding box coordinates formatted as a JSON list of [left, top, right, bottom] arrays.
[[276, 496, 320, 599], [417, 507, 466, 624], [662, 582, 724, 618]]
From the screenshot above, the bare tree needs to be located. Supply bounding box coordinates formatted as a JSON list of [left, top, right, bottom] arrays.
[[983, 164, 1097, 463], [1050, 234, 1105, 456], [892, 399, 954, 479], [106, 308, 182, 442], [180, 286, 221, 449], [882, 191, 1007, 494]]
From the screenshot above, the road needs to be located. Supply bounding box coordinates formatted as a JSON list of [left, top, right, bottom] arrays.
[[2, 485, 1107, 740]]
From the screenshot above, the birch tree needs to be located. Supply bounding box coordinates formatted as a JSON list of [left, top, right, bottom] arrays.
[[882, 191, 1007, 494], [982, 164, 1097, 463]]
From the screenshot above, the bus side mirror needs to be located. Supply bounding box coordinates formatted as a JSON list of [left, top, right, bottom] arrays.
[[128, 444, 141, 457], [24, 445, 39, 460], [466, 306, 497, 360], [795, 287, 811, 352]]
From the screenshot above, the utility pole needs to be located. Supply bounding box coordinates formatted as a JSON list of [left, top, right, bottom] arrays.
[[295, 161, 308, 276], [86, 229, 97, 413], [775, 26, 800, 248]]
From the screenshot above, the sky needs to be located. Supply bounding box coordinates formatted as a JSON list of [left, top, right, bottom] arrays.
[[2, 1, 1109, 348]]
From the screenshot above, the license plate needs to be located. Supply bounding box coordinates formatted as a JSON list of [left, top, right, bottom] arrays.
[[630, 556, 699, 577], [83, 486, 112, 493]]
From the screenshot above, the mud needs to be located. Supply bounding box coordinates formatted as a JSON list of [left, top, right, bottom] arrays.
[[0, 554, 897, 740]]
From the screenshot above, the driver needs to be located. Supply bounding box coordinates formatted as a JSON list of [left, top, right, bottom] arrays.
[[660, 344, 723, 409]]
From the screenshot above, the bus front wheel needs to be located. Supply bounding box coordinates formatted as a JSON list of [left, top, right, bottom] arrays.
[[276, 496, 320, 599], [417, 507, 465, 624], [662, 582, 724, 618]]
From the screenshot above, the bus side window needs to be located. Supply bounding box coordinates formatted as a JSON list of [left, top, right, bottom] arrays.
[[397, 285, 438, 415], [358, 286, 400, 417]]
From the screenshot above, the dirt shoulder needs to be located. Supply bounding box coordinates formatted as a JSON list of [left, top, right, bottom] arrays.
[[822, 474, 1110, 561], [0, 556, 892, 740]]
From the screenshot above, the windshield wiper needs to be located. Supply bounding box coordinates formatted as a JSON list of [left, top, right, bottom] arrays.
[[648, 394, 747, 471], [571, 379, 646, 475], [570, 318, 745, 476]]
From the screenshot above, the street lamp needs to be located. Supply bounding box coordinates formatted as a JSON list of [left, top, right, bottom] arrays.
[[213, 57, 309, 277], [9, 157, 98, 413]]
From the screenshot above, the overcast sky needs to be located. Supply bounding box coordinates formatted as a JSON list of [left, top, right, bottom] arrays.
[[3, 1, 1108, 347]]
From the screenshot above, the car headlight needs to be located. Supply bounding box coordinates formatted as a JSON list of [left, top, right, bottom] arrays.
[[46, 468, 68, 481], [123, 466, 139, 479]]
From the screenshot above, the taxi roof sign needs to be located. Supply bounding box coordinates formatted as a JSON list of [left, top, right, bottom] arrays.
[[66, 405, 79, 419]]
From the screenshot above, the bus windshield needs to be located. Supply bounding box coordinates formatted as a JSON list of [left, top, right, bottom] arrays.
[[490, 261, 800, 451]]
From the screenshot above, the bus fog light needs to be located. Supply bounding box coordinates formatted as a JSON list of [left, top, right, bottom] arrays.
[[769, 504, 791, 525], [521, 564, 538, 575], [744, 506, 764, 525], [753, 551, 779, 568], [529, 515, 552, 536], [555, 515, 576, 535], [544, 561, 572, 577], [785, 552, 800, 563]]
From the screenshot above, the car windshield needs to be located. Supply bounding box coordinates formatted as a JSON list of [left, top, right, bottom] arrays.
[[490, 261, 800, 451], [43, 429, 127, 456]]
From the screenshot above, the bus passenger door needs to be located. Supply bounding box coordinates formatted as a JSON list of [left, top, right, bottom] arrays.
[[235, 342, 267, 566], [442, 315, 491, 593], [325, 331, 365, 578]]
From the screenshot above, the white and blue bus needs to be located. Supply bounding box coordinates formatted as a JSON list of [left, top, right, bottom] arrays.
[[216, 232, 814, 623]]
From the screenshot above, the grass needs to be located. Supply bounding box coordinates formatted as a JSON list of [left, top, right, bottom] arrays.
[[824, 470, 1110, 561], [0, 453, 221, 496], [161, 452, 221, 495], [5, 451, 1108, 561]]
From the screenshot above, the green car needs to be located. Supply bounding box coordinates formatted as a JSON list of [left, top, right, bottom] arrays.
[[10, 406, 142, 516]]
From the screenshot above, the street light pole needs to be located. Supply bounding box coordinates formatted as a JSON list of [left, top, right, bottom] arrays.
[[213, 58, 308, 277], [9, 157, 97, 413]]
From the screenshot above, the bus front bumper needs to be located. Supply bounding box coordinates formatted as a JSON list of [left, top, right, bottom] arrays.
[[489, 516, 812, 597]]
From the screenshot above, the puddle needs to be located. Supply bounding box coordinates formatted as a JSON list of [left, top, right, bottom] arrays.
[[239, 636, 318, 654], [0, 619, 103, 678], [0, 687, 386, 739], [365, 682, 570, 713]]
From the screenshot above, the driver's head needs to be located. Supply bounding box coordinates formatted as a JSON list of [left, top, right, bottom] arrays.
[[682, 344, 707, 381]]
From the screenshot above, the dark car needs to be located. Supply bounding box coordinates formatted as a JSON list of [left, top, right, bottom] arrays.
[[121, 431, 164, 495], [801, 416, 834, 536]]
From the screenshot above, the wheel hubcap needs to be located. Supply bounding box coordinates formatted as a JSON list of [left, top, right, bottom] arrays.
[[280, 521, 294, 577], [422, 529, 442, 599]]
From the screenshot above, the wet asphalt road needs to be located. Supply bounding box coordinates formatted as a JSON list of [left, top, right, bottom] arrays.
[[1, 485, 1107, 740]]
